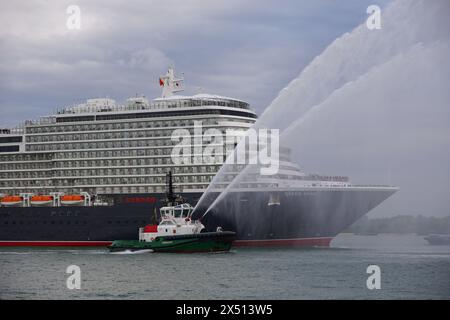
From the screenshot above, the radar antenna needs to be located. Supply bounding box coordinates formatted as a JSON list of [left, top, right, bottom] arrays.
[[159, 66, 184, 98]]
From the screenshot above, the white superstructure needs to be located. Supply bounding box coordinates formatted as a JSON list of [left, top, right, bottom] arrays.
[[139, 203, 205, 242], [0, 67, 256, 195], [0, 67, 369, 199]]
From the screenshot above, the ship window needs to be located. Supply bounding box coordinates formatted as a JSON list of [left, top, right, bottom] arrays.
[[0, 136, 22, 143], [0, 145, 19, 152], [174, 209, 182, 218]]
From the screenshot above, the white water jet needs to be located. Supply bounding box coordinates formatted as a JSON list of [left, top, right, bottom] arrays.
[[282, 40, 450, 215], [195, 0, 450, 219], [258, 0, 450, 131]]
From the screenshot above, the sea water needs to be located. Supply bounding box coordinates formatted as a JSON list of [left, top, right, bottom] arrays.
[[0, 234, 449, 299]]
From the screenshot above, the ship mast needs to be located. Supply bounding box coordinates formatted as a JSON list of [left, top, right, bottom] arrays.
[[159, 66, 184, 98], [165, 171, 176, 206]]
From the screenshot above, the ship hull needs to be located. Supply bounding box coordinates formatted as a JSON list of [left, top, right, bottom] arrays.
[[198, 188, 397, 242], [0, 188, 396, 247]]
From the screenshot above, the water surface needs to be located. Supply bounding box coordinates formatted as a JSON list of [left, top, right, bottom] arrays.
[[0, 234, 449, 299]]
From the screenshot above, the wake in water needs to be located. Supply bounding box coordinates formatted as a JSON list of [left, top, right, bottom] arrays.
[[195, 0, 450, 220], [110, 249, 154, 255]]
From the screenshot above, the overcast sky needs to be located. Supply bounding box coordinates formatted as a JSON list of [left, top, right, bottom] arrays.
[[2, 1, 449, 218], [0, 0, 390, 127]]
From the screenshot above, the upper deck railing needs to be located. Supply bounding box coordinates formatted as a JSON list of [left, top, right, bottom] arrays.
[[0, 127, 25, 135], [55, 95, 251, 116], [18, 95, 253, 127]]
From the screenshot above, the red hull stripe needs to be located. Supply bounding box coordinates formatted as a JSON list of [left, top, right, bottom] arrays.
[[0, 241, 112, 247], [0, 237, 332, 247], [233, 237, 332, 247]]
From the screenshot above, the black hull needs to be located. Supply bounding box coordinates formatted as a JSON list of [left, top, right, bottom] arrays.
[[0, 189, 396, 246], [197, 189, 397, 240]]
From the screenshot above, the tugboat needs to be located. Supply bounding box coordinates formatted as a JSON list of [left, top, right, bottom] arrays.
[[108, 172, 236, 253]]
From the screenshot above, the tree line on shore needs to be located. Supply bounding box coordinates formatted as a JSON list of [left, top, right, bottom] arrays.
[[345, 215, 450, 235]]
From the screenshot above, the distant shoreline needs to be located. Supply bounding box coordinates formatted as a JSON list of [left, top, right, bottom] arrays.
[[344, 215, 450, 235]]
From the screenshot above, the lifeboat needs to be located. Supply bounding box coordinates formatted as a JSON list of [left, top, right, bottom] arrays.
[[1, 196, 23, 206], [60, 195, 85, 206], [30, 195, 53, 206]]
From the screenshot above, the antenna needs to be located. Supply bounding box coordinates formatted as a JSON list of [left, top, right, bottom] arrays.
[[159, 66, 185, 98], [196, 87, 203, 94], [165, 171, 175, 205]]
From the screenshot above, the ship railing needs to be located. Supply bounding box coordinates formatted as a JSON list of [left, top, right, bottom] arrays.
[[49, 192, 64, 207], [303, 174, 349, 182], [55, 98, 251, 115], [19, 193, 34, 207], [56, 104, 153, 115], [352, 184, 395, 188], [24, 117, 56, 126], [0, 127, 25, 135]]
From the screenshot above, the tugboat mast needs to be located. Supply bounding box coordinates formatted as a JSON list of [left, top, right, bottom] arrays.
[[165, 171, 176, 206]]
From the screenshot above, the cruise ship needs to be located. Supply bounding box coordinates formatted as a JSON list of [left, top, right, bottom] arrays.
[[0, 67, 397, 246]]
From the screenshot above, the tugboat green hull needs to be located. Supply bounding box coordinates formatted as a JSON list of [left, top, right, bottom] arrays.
[[108, 231, 236, 253]]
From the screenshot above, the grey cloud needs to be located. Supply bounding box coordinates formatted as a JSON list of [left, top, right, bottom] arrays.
[[7, 0, 447, 220], [0, 0, 388, 127]]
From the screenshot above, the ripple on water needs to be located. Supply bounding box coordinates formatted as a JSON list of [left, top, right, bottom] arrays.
[[0, 235, 449, 299]]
